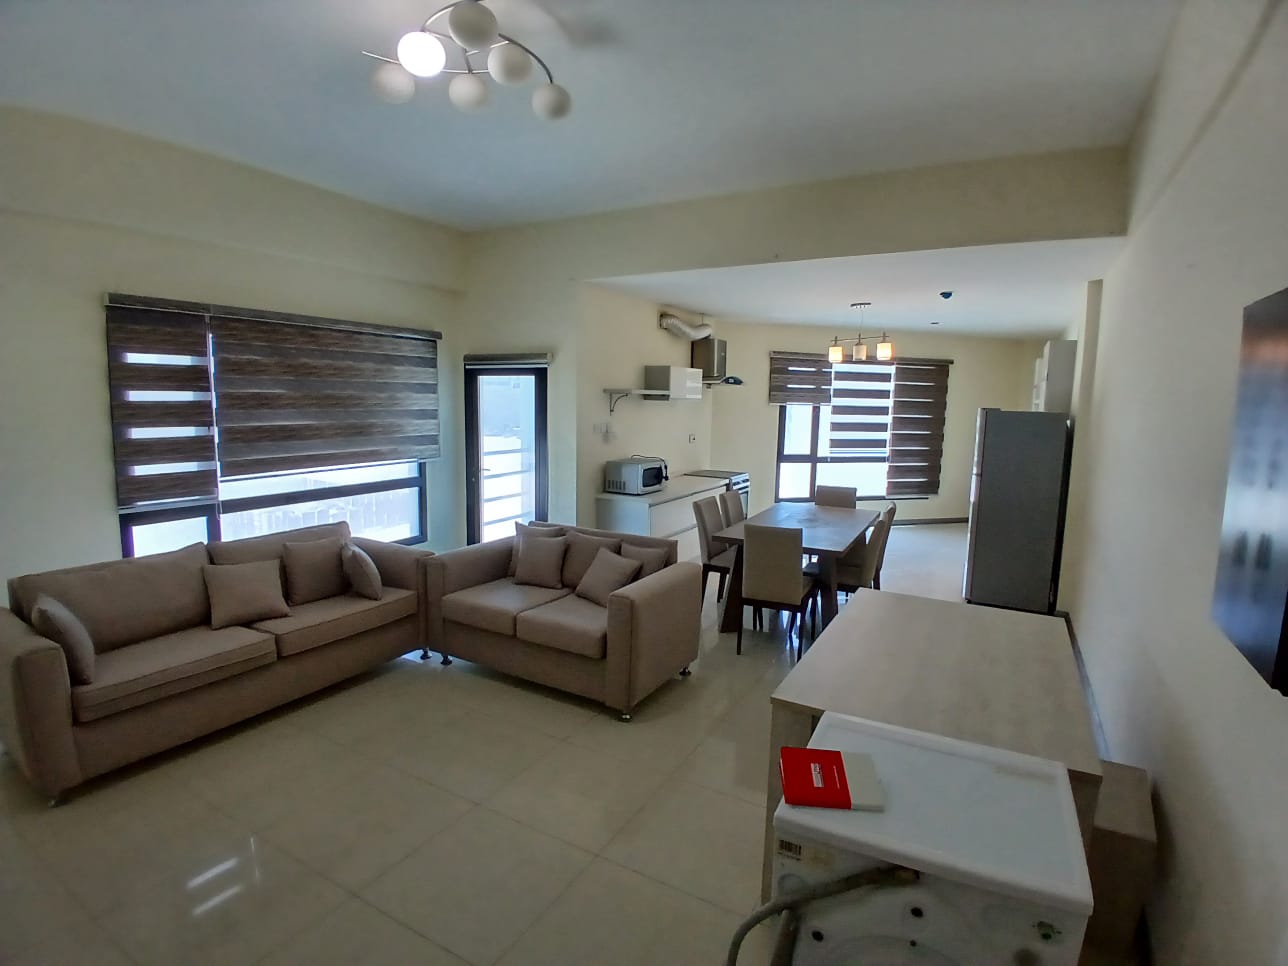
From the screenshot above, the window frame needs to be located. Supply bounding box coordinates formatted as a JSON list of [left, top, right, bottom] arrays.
[[119, 462, 429, 556], [773, 404, 906, 504]]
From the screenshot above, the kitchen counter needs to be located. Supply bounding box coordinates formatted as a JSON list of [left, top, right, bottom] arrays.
[[596, 475, 727, 506]]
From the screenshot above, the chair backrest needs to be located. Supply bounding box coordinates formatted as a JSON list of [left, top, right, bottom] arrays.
[[743, 524, 805, 605], [872, 502, 898, 576], [718, 490, 745, 525], [814, 485, 858, 508], [846, 502, 896, 586], [692, 496, 726, 564]]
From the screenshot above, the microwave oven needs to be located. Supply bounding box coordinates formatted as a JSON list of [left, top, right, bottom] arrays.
[[603, 457, 668, 495]]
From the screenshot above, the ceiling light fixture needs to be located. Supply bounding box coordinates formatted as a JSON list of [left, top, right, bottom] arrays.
[[363, 0, 571, 119], [828, 302, 896, 363]]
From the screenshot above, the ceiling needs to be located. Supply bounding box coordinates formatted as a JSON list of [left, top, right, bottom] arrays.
[[596, 238, 1126, 337], [0, 1, 1177, 229]]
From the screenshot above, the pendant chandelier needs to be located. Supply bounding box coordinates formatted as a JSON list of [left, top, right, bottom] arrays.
[[828, 302, 894, 363], [364, 0, 572, 119]]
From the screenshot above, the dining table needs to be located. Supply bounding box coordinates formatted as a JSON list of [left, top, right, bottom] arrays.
[[712, 501, 880, 633]]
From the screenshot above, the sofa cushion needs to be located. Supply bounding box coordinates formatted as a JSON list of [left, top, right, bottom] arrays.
[[207, 522, 351, 566], [441, 578, 570, 636], [515, 594, 610, 659], [283, 537, 348, 605], [251, 587, 416, 657], [203, 561, 291, 629], [514, 536, 568, 589], [562, 531, 622, 588], [30, 595, 96, 685], [71, 626, 276, 723], [575, 549, 642, 607], [508, 521, 567, 576], [620, 542, 670, 579], [9, 543, 210, 653], [342, 543, 383, 600]]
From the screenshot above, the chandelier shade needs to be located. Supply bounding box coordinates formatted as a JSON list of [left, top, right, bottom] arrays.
[[364, 1, 569, 119]]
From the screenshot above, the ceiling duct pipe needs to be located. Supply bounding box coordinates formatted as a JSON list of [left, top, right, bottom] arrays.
[[659, 312, 713, 341]]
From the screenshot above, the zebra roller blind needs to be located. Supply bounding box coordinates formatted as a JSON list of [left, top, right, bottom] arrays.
[[768, 351, 832, 405], [210, 316, 440, 477], [106, 304, 217, 509], [104, 294, 441, 507], [886, 361, 950, 497]]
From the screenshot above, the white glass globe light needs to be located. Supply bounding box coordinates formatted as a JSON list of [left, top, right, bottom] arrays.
[[448, 2, 498, 49], [371, 62, 416, 103], [396, 30, 446, 78], [449, 72, 491, 112], [531, 82, 572, 119], [487, 43, 531, 85]]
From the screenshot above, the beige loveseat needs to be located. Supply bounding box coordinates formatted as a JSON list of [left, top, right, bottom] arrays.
[[425, 524, 702, 720], [0, 522, 431, 801]]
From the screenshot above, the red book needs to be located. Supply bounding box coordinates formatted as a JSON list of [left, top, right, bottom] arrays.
[[779, 747, 886, 811]]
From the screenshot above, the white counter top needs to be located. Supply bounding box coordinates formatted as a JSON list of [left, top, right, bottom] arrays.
[[596, 475, 727, 506]]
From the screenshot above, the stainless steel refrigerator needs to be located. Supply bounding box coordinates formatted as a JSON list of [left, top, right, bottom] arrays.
[[964, 409, 1073, 614]]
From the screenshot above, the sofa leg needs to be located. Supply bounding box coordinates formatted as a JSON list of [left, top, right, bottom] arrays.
[[679, 666, 692, 677], [619, 711, 633, 722], [439, 653, 453, 666], [47, 794, 65, 809], [419, 647, 431, 661]]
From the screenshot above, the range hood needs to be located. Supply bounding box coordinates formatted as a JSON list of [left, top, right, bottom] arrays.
[[691, 337, 727, 384]]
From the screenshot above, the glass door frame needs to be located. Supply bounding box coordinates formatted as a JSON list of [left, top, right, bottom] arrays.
[[464, 364, 549, 545]]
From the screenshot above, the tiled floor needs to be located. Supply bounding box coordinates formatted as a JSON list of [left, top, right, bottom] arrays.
[[6, 523, 1114, 966]]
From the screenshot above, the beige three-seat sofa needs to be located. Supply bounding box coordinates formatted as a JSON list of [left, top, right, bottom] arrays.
[[0, 522, 431, 800]]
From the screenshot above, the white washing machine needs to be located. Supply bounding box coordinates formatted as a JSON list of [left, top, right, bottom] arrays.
[[772, 713, 1092, 966]]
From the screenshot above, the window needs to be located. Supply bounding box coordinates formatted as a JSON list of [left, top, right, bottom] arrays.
[[773, 360, 950, 501], [107, 295, 440, 555]]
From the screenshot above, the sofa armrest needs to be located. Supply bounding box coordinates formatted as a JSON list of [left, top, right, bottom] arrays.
[[604, 561, 702, 714], [351, 538, 433, 592], [351, 539, 436, 645], [0, 608, 80, 799], [423, 539, 515, 649]]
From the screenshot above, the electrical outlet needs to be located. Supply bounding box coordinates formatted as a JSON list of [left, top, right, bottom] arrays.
[[688, 434, 697, 444]]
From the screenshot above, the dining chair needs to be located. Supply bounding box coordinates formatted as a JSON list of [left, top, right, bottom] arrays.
[[739, 524, 817, 660], [814, 485, 858, 508], [807, 501, 896, 597], [693, 495, 738, 602], [717, 489, 745, 525]]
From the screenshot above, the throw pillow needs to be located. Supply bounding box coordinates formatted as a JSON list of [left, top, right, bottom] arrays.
[[514, 535, 568, 589], [561, 531, 622, 588], [508, 521, 567, 576], [203, 561, 291, 629], [283, 537, 347, 605], [575, 549, 642, 607], [342, 543, 383, 601], [619, 542, 669, 579], [30, 595, 96, 685]]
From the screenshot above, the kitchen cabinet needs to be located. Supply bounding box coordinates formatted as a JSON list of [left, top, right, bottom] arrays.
[[595, 476, 728, 561]]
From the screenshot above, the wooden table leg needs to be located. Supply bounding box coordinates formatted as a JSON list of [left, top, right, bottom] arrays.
[[763, 701, 815, 902], [719, 543, 745, 634], [817, 554, 839, 628]]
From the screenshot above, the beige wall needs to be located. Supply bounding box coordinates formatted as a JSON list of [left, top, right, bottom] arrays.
[[575, 288, 712, 526], [462, 148, 1127, 525], [1062, 3, 1288, 963], [0, 109, 466, 583], [709, 321, 1042, 519]]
